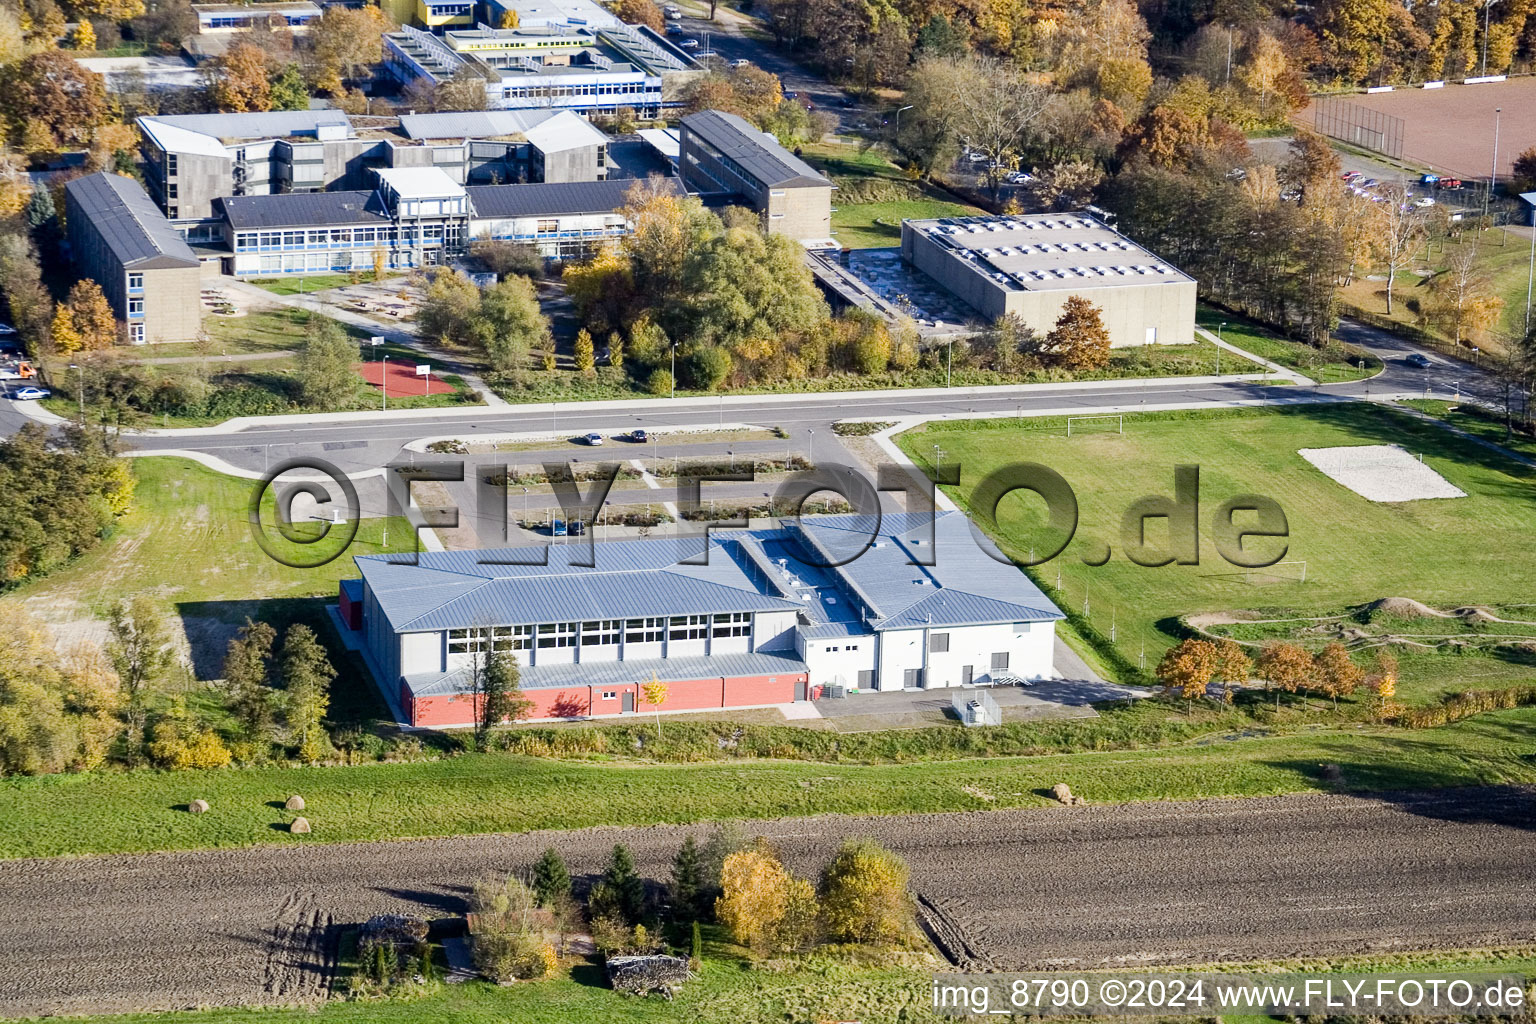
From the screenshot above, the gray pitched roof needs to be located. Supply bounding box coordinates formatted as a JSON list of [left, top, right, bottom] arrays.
[[65, 173, 198, 270], [217, 190, 391, 230], [789, 512, 1063, 630], [680, 110, 833, 189], [466, 177, 681, 219], [354, 535, 803, 633]]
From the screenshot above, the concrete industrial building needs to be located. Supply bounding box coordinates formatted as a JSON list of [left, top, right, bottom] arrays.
[[383, 21, 698, 117], [337, 512, 1062, 727], [63, 173, 202, 345], [677, 110, 834, 242], [901, 214, 1198, 346], [137, 108, 612, 224]]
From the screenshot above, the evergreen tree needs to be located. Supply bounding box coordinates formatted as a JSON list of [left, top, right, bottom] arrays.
[[281, 624, 333, 761], [221, 618, 277, 742], [671, 835, 704, 920], [530, 847, 572, 908], [23, 185, 54, 232], [603, 843, 646, 924]]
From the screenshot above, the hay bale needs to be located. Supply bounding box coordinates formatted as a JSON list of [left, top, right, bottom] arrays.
[[1051, 783, 1074, 805], [188, 799, 209, 814], [285, 795, 305, 811], [289, 816, 311, 834]]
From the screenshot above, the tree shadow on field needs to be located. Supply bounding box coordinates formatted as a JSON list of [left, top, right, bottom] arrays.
[[373, 885, 473, 915], [1263, 757, 1536, 831]]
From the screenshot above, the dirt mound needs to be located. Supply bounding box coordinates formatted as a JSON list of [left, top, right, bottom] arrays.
[[1364, 598, 1442, 620], [1453, 606, 1500, 623]]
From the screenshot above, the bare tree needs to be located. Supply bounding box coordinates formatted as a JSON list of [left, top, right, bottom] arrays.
[[907, 55, 1052, 197], [1376, 185, 1427, 315]]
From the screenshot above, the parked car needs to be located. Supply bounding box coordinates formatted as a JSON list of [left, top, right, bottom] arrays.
[[678, 37, 699, 48], [582, 432, 604, 446], [696, 49, 718, 61], [625, 428, 648, 443], [729, 57, 750, 68], [666, 23, 683, 34], [1362, 177, 1379, 187], [1406, 353, 1432, 369], [11, 386, 48, 400], [664, 6, 682, 17], [1438, 177, 1463, 189], [552, 518, 567, 537], [1420, 173, 1440, 185], [1413, 196, 1436, 207], [1005, 170, 1034, 184], [1343, 170, 1363, 181], [569, 519, 586, 536]]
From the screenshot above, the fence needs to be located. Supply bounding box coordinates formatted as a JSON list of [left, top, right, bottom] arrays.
[[1312, 95, 1406, 161], [951, 689, 1001, 727]]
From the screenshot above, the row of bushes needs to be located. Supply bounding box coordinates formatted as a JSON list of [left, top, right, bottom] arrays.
[[488, 708, 1234, 764], [1394, 686, 1536, 730]]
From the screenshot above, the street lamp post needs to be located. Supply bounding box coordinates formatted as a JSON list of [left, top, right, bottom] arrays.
[[892, 104, 913, 134], [1485, 107, 1502, 221], [68, 362, 83, 421], [381, 354, 388, 411], [945, 337, 953, 387], [1521, 191, 1536, 337], [670, 342, 677, 399]]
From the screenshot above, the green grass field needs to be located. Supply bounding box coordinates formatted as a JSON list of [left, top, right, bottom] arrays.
[[1195, 305, 1382, 383], [901, 405, 1536, 697], [1401, 399, 1536, 463], [246, 274, 363, 296], [797, 139, 983, 248], [2, 705, 1534, 859]]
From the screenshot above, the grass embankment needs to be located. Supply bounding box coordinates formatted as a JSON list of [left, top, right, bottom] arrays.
[[900, 404, 1536, 697], [246, 274, 365, 296], [1339, 226, 1534, 356], [42, 310, 480, 428], [489, 340, 1262, 406], [1400, 399, 1536, 463], [1195, 304, 1381, 382], [798, 139, 982, 248], [11, 456, 412, 725], [3, 705, 1535, 859]]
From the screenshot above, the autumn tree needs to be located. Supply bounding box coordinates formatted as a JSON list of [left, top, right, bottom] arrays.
[[1512, 147, 1536, 196], [1376, 185, 1426, 315], [818, 839, 914, 945], [1211, 639, 1253, 703], [281, 623, 333, 762], [573, 327, 595, 374], [66, 279, 117, 351], [207, 41, 275, 112], [615, 0, 663, 31], [1368, 649, 1398, 717], [0, 232, 53, 349], [1314, 642, 1363, 709], [0, 603, 122, 774], [1157, 638, 1218, 709], [1429, 247, 1504, 348], [715, 842, 817, 955], [904, 55, 1052, 196], [641, 672, 667, 739], [3, 51, 109, 151], [1043, 295, 1111, 370], [306, 4, 391, 95], [1256, 642, 1314, 711], [69, 18, 95, 50]]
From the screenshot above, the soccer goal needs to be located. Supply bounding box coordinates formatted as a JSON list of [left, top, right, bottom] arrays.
[[1066, 415, 1123, 437], [1242, 560, 1308, 585]]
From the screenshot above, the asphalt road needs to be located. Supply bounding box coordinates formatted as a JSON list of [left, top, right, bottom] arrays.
[[1, 787, 1533, 1017]]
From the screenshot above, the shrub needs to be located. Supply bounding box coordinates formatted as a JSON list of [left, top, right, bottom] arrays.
[[646, 368, 674, 396], [715, 842, 818, 955], [818, 839, 914, 945]]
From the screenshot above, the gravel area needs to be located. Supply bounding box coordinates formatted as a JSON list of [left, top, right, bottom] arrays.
[[1299, 444, 1467, 502], [1, 787, 1533, 1016]]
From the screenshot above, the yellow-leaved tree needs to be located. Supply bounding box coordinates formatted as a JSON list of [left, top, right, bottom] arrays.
[[818, 839, 914, 946], [715, 843, 818, 955], [1156, 637, 1217, 710]]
